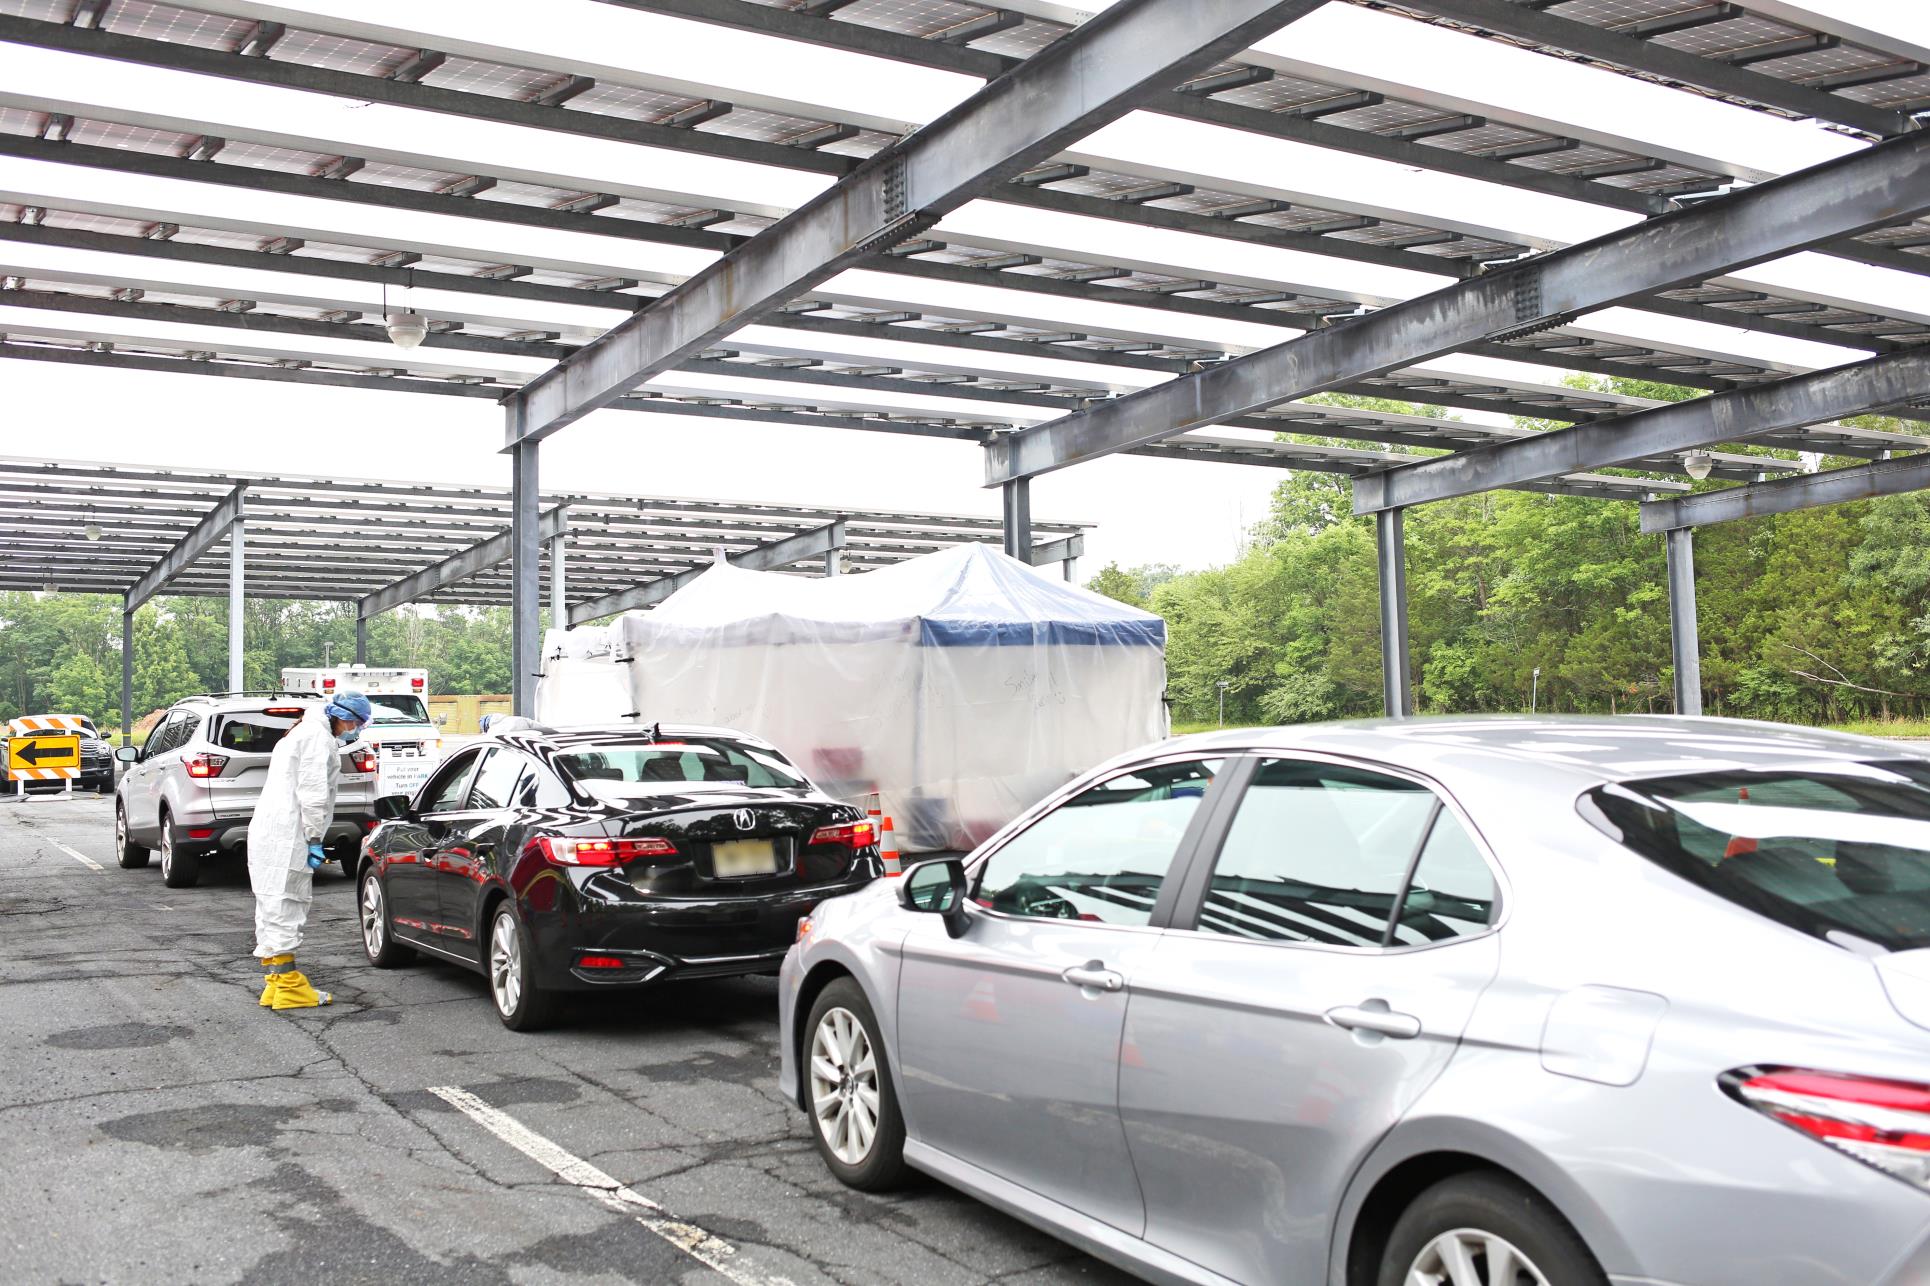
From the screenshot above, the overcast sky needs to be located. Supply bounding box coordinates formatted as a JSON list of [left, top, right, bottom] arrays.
[[2, 0, 1922, 577]]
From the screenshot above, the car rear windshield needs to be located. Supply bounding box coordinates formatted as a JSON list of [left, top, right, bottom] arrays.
[[555, 739, 806, 796], [1581, 760, 1930, 951], [212, 709, 306, 753], [369, 695, 429, 725]]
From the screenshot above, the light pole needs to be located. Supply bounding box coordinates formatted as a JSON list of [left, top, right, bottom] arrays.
[[1217, 679, 1231, 728], [1531, 667, 1541, 714], [323, 641, 333, 668]]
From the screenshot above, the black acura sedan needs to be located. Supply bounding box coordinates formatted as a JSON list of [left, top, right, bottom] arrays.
[[356, 722, 883, 1030]]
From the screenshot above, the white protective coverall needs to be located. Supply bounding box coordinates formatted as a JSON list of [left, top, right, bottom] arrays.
[[248, 704, 341, 957]]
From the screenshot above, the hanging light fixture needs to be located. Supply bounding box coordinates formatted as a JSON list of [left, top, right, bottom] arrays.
[[383, 273, 427, 350], [83, 509, 101, 541], [1682, 450, 1714, 481]]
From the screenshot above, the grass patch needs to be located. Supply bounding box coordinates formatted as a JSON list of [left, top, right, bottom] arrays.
[[1829, 717, 1930, 739]]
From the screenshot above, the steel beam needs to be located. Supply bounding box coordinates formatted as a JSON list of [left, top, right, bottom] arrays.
[[120, 602, 132, 746], [1025, 532, 1084, 569], [1666, 527, 1702, 715], [124, 483, 244, 610], [1642, 453, 1930, 533], [1352, 349, 1930, 513], [228, 517, 244, 692], [503, 0, 1330, 446], [550, 531, 568, 633], [359, 505, 572, 619], [355, 616, 368, 665], [569, 520, 847, 624], [1376, 508, 1412, 718], [1394, 0, 1912, 138], [511, 441, 541, 717], [1001, 477, 1033, 560], [986, 132, 1930, 484]]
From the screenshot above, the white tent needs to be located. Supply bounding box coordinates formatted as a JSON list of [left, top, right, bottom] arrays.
[[610, 544, 1166, 852], [535, 622, 629, 727]]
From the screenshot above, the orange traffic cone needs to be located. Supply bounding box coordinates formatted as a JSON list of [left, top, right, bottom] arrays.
[[879, 815, 903, 877]]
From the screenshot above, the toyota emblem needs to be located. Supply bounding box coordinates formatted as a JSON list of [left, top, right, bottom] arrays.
[[731, 809, 755, 831]]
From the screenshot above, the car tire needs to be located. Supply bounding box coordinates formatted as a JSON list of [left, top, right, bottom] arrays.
[[1377, 1172, 1608, 1286], [487, 902, 560, 1033], [804, 978, 909, 1192], [115, 801, 149, 869], [158, 810, 200, 889], [359, 867, 416, 969]]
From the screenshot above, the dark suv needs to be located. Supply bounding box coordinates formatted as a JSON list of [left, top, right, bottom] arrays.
[[115, 693, 379, 888]]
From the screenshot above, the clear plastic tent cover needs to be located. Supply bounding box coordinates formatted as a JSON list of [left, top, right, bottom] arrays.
[[566, 544, 1166, 852]]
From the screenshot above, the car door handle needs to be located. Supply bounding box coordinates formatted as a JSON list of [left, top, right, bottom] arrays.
[[1061, 961, 1124, 992], [1326, 1004, 1421, 1039]]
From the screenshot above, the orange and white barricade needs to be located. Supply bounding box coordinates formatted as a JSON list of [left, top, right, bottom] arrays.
[[6, 715, 87, 798]]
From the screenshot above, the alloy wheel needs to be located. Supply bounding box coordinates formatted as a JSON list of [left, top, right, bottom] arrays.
[[361, 876, 384, 956], [489, 912, 521, 1017], [159, 827, 173, 879], [115, 806, 126, 853], [809, 1006, 880, 1166], [1406, 1229, 1551, 1286]]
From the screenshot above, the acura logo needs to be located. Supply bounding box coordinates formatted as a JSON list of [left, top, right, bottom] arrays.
[[731, 809, 755, 831]]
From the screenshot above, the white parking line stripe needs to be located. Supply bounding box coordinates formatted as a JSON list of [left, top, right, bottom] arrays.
[[50, 840, 103, 871], [428, 1085, 795, 1286]]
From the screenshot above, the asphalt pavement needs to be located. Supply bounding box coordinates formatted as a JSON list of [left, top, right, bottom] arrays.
[[0, 792, 1136, 1285]]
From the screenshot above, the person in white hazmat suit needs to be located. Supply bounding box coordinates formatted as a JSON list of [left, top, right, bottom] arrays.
[[248, 690, 371, 1010]]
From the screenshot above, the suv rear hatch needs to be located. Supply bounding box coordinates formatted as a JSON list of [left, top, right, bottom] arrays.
[[204, 706, 377, 819]]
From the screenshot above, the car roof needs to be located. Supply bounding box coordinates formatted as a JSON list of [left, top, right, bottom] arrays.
[[478, 722, 769, 756], [1151, 714, 1930, 792]]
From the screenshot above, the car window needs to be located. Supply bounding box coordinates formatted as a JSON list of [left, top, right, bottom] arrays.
[[1390, 810, 1498, 946], [556, 738, 806, 796], [144, 712, 184, 756], [1195, 758, 1440, 948], [368, 695, 430, 725], [1582, 761, 1930, 952], [171, 715, 202, 751], [212, 709, 304, 753], [418, 750, 482, 814], [517, 762, 570, 809], [467, 747, 528, 811], [974, 758, 1222, 927]]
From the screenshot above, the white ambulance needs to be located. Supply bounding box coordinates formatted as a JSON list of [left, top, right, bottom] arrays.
[[279, 665, 444, 801]]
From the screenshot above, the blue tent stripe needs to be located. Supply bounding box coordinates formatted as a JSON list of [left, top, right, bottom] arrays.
[[918, 619, 1166, 648]]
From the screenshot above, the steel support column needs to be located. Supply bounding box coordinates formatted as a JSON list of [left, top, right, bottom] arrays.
[[227, 517, 244, 692], [1666, 528, 1703, 716], [1002, 478, 1032, 560], [824, 549, 840, 578], [549, 532, 567, 633], [1376, 508, 1412, 718], [120, 602, 132, 747], [354, 616, 368, 665], [510, 438, 540, 717]]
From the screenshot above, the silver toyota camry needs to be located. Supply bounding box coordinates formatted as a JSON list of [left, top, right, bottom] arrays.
[[777, 716, 1930, 1286]]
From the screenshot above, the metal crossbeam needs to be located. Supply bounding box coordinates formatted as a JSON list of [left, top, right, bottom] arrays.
[[1352, 349, 1930, 513], [985, 132, 1930, 484], [359, 505, 572, 618], [1025, 533, 1084, 566], [1641, 454, 1930, 532], [569, 520, 847, 624], [124, 483, 244, 610], [1394, 0, 1913, 138], [503, 0, 1329, 446]]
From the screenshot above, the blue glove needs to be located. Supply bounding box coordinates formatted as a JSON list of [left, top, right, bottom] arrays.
[[307, 842, 327, 872]]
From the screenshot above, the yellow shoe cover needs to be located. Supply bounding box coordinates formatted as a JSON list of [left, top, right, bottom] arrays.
[[270, 969, 332, 1010], [259, 954, 293, 1007]]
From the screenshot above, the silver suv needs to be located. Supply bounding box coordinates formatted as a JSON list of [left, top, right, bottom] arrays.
[[113, 693, 378, 888]]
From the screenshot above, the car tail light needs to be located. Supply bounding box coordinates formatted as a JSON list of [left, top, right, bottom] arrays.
[[578, 954, 626, 969], [1727, 1067, 1930, 1191], [183, 753, 228, 779], [530, 836, 677, 867], [264, 707, 304, 717], [809, 820, 878, 848], [348, 746, 377, 774]]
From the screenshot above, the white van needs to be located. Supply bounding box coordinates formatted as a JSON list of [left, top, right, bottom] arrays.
[[280, 665, 444, 801]]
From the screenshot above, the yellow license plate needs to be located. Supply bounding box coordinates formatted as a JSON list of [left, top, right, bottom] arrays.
[[712, 839, 779, 878]]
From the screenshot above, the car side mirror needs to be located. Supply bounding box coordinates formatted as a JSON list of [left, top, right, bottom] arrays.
[[115, 745, 139, 763], [373, 793, 413, 821], [898, 857, 971, 939]]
